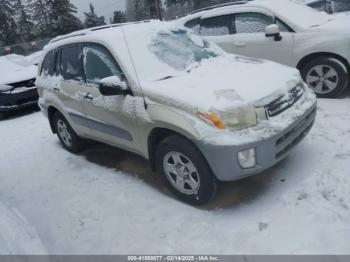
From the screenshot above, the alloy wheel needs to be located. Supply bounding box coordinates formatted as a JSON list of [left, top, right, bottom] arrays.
[[163, 152, 200, 195], [306, 65, 339, 94]]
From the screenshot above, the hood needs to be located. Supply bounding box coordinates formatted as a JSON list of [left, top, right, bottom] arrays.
[[141, 55, 301, 113], [0, 55, 37, 85], [311, 14, 350, 32]]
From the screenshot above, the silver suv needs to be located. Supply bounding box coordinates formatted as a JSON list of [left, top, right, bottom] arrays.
[[37, 21, 317, 205]]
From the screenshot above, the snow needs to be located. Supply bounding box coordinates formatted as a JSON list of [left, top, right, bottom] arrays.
[[251, 0, 332, 28], [0, 54, 38, 85], [0, 97, 349, 254], [142, 55, 302, 113], [0, 203, 46, 254]]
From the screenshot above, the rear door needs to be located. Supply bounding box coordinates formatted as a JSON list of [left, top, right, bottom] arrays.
[[80, 43, 138, 152], [57, 44, 91, 136], [199, 15, 236, 53]]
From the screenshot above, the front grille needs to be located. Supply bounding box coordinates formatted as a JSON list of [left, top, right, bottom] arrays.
[[275, 107, 316, 159], [266, 85, 304, 117], [8, 78, 36, 89]]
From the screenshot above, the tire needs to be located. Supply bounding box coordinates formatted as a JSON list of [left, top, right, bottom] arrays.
[[0, 113, 6, 120], [301, 56, 349, 98], [155, 135, 217, 205], [52, 111, 84, 153]]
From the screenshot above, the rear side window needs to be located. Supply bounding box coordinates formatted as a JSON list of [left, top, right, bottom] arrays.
[[235, 13, 274, 34], [200, 15, 233, 36], [83, 44, 123, 84], [60, 45, 83, 81], [41, 50, 57, 76]]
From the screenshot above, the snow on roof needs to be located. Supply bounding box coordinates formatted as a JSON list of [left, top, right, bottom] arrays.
[[44, 20, 198, 82], [180, 0, 331, 29]]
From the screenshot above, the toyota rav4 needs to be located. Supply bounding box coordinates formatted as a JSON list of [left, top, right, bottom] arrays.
[[36, 21, 317, 205]]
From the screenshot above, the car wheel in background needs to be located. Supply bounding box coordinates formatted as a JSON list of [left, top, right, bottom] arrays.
[[301, 56, 349, 98], [53, 112, 84, 153], [155, 135, 217, 205]]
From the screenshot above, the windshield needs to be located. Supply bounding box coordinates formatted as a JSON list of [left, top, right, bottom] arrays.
[[149, 30, 217, 71]]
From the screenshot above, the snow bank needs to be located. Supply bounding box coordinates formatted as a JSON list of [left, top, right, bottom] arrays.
[[0, 202, 47, 254]]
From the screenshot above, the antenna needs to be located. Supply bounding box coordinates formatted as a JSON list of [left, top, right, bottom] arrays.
[[120, 24, 148, 110]]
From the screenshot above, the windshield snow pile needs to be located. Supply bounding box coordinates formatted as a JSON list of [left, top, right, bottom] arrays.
[[149, 30, 217, 71]]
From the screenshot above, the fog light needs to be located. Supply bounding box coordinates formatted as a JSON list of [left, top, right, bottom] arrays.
[[238, 148, 256, 169]]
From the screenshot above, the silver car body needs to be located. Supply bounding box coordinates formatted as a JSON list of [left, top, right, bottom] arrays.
[[37, 21, 317, 181]]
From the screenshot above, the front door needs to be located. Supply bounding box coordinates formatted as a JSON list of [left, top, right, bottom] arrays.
[[230, 12, 294, 66], [80, 43, 139, 152]]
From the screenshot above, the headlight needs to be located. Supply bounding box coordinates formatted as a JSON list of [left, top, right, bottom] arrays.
[[198, 104, 257, 130]]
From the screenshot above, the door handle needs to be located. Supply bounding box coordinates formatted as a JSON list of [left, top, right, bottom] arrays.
[[233, 41, 246, 48], [83, 93, 94, 100]]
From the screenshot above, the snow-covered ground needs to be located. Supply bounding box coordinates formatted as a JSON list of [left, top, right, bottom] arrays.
[[0, 97, 349, 254]]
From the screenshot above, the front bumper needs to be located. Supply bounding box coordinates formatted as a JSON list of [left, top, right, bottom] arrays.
[[196, 92, 317, 182], [0, 87, 39, 113]]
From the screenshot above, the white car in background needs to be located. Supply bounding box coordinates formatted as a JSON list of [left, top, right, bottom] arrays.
[[180, 0, 350, 98]]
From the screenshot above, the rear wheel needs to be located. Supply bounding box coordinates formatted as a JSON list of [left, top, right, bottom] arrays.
[[301, 56, 349, 98], [53, 112, 84, 153], [155, 135, 217, 205]]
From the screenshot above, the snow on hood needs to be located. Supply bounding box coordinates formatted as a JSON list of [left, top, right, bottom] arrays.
[[0, 54, 37, 85], [314, 13, 350, 31], [142, 55, 301, 113]]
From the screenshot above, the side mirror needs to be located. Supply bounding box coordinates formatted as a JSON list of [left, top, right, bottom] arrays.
[[265, 24, 282, 41], [98, 76, 129, 96]]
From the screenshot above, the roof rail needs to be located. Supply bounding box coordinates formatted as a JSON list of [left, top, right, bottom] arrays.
[[49, 20, 153, 44], [191, 0, 249, 14], [50, 32, 87, 44]]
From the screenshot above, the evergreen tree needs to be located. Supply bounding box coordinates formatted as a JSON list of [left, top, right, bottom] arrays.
[[134, 0, 147, 21], [0, 0, 18, 45], [112, 11, 126, 24], [50, 0, 83, 35], [84, 3, 106, 28], [14, 0, 34, 42], [28, 0, 51, 38]]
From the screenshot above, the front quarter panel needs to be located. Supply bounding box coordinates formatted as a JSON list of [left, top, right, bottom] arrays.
[[141, 102, 206, 158], [293, 32, 350, 66]]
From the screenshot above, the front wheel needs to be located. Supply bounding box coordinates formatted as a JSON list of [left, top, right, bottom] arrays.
[[301, 56, 349, 98], [155, 135, 217, 205]]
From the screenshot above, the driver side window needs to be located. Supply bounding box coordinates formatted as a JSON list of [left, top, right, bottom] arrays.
[[83, 44, 123, 84], [234, 13, 274, 34]]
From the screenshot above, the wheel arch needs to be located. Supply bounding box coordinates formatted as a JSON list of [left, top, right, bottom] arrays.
[[297, 52, 350, 73], [147, 127, 203, 172], [47, 106, 60, 134]]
